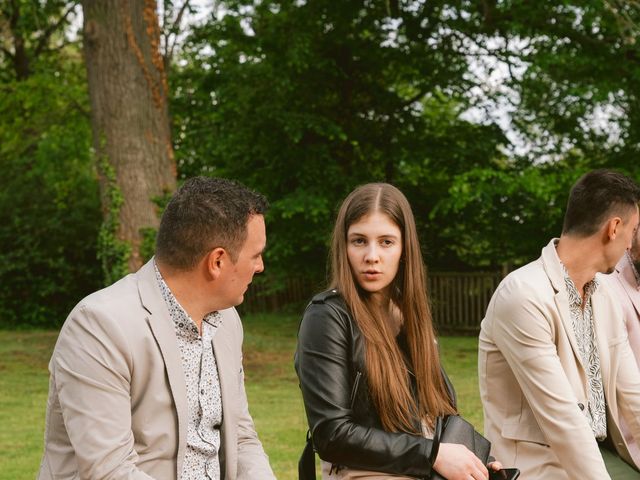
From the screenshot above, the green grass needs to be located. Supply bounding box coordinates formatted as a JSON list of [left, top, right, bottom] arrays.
[[0, 316, 482, 480]]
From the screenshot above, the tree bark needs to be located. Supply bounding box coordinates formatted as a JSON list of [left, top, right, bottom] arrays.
[[82, 0, 176, 273]]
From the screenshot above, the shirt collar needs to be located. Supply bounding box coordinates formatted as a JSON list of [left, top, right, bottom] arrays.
[[559, 262, 599, 308], [153, 260, 222, 337]]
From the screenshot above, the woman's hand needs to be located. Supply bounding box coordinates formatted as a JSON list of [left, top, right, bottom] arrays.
[[433, 443, 489, 480]]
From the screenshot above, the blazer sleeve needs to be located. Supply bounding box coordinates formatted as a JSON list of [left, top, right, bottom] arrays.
[[294, 301, 435, 478], [51, 304, 156, 480], [489, 282, 611, 479], [229, 310, 277, 480]]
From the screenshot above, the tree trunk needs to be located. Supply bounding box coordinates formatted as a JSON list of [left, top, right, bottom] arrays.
[[81, 0, 176, 274]]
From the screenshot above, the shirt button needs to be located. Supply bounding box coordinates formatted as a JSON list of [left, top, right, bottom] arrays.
[[578, 403, 585, 410], [201, 389, 205, 395]]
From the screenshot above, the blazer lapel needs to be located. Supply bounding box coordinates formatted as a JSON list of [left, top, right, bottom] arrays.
[[542, 240, 586, 372], [213, 311, 237, 479], [136, 259, 188, 477]]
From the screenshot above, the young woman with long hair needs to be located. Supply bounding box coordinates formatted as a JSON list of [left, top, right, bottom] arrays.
[[295, 183, 499, 479]]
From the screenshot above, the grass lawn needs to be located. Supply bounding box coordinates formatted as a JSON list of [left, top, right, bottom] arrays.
[[0, 314, 482, 480]]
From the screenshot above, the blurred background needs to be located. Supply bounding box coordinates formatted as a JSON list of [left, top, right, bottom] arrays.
[[4, 1, 640, 331]]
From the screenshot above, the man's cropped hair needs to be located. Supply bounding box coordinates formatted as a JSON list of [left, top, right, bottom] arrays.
[[155, 176, 268, 270], [562, 169, 640, 237]]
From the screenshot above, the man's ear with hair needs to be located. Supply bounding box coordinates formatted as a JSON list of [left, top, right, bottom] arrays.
[[605, 216, 623, 241], [206, 247, 227, 280]]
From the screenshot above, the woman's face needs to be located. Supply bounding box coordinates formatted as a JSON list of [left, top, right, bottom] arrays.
[[347, 211, 402, 300]]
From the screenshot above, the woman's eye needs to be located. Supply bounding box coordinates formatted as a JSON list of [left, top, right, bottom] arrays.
[[352, 238, 365, 245], [382, 239, 394, 246]]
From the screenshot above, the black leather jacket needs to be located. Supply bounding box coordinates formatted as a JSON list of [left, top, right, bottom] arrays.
[[294, 289, 457, 479]]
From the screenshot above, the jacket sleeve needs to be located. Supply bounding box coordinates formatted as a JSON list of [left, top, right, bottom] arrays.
[[294, 301, 435, 478], [489, 281, 611, 479], [49, 304, 156, 480]]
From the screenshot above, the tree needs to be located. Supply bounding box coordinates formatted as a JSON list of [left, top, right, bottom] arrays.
[[171, 0, 506, 285], [81, 0, 176, 281], [475, 1, 640, 176], [0, 0, 102, 327], [0, 0, 79, 81]]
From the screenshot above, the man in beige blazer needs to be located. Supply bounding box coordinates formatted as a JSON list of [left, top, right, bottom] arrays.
[[603, 226, 640, 467], [38, 177, 276, 479], [479, 169, 640, 479]]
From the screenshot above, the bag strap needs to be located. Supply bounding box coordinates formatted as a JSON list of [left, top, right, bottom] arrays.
[[299, 429, 316, 480], [429, 415, 444, 469]]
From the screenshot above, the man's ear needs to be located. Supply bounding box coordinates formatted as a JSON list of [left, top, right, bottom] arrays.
[[606, 216, 623, 240], [206, 247, 227, 279]]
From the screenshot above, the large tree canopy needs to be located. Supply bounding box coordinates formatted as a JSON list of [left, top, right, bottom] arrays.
[[0, 0, 101, 327], [2, 0, 640, 326], [171, 0, 506, 283]]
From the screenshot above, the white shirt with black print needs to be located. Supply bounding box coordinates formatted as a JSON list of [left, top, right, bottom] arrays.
[[155, 261, 224, 480]]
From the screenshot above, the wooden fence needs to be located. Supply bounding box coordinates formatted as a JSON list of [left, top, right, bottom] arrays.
[[429, 272, 503, 334], [240, 271, 504, 334]]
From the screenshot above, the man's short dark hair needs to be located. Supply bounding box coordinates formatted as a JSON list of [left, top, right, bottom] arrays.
[[562, 169, 640, 237], [155, 176, 268, 270]]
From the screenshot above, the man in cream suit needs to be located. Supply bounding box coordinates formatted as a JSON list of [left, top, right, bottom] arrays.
[[604, 224, 640, 467], [479, 169, 640, 479], [38, 177, 276, 479]]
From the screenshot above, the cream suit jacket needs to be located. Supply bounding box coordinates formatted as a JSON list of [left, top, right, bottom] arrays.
[[602, 254, 640, 467], [479, 240, 640, 479], [37, 259, 275, 480]]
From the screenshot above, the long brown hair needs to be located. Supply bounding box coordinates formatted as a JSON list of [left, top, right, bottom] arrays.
[[330, 183, 456, 433]]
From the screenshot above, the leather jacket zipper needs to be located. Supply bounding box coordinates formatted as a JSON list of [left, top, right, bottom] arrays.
[[349, 371, 362, 409]]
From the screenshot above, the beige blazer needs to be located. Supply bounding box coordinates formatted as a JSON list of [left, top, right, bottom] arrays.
[[37, 259, 275, 480], [602, 255, 640, 467], [479, 240, 640, 479]]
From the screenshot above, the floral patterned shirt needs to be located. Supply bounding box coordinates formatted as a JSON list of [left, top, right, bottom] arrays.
[[155, 262, 223, 479]]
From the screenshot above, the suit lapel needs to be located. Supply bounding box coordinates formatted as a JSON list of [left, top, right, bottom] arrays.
[[213, 310, 237, 479], [136, 260, 188, 477], [542, 240, 587, 372]]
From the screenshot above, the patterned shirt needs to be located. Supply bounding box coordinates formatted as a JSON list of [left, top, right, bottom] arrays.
[[561, 266, 607, 440], [154, 262, 224, 480]]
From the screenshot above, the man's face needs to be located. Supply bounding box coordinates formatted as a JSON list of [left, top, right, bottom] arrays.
[[630, 219, 640, 271], [611, 206, 640, 273], [600, 207, 640, 273], [220, 214, 266, 308]]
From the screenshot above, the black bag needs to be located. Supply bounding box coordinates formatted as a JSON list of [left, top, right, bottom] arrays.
[[299, 430, 316, 480], [298, 416, 490, 480], [430, 415, 491, 480]]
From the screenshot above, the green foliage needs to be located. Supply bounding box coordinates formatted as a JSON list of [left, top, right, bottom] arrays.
[[0, 56, 101, 328], [4, 0, 640, 329], [480, 1, 640, 173], [95, 154, 131, 286], [0, 1, 80, 81], [431, 156, 591, 268], [171, 0, 505, 282], [138, 190, 173, 264]]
